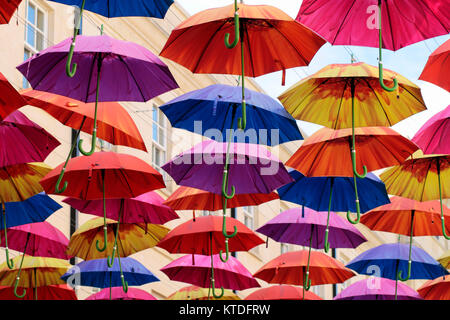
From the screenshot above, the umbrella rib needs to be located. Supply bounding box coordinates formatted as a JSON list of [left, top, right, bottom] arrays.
[[288, 78, 331, 117], [361, 78, 392, 126], [243, 24, 256, 78], [117, 55, 147, 102], [419, 159, 434, 202], [418, 2, 448, 31], [84, 52, 99, 103], [333, 79, 349, 130], [29, 54, 68, 93], [384, 0, 396, 50], [331, 0, 357, 44]]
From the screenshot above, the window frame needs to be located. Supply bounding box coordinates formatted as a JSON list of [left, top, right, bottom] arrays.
[[24, 0, 47, 53], [151, 105, 167, 174], [242, 206, 255, 230]]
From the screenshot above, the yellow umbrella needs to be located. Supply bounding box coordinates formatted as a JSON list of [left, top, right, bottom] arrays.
[[67, 217, 170, 260], [0, 256, 70, 300], [437, 250, 450, 269], [167, 285, 240, 301], [0, 162, 52, 269]]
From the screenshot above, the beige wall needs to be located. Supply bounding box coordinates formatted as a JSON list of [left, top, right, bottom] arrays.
[[0, 0, 448, 301]]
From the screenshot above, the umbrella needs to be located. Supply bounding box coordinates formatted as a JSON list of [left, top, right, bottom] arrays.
[[40, 151, 165, 290], [244, 285, 322, 300], [67, 217, 170, 260], [167, 285, 240, 301], [417, 276, 450, 300], [159, 84, 303, 146], [0, 72, 26, 120], [160, 2, 325, 132], [61, 257, 159, 300], [277, 169, 390, 247], [17, 33, 178, 193], [162, 140, 292, 259], [286, 126, 418, 223], [0, 110, 60, 167], [296, 0, 450, 91], [0, 0, 21, 24], [21, 89, 147, 152], [163, 186, 278, 221], [412, 105, 450, 155], [0, 162, 51, 269], [0, 284, 77, 300], [419, 38, 449, 92], [438, 250, 450, 269], [360, 197, 450, 281], [333, 277, 422, 300], [63, 191, 179, 225], [0, 256, 70, 300], [256, 207, 364, 298], [380, 153, 450, 239], [346, 243, 449, 300], [86, 287, 157, 301], [161, 254, 260, 299]]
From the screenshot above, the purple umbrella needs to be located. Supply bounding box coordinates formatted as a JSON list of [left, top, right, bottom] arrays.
[[17, 33, 179, 193], [334, 277, 423, 300], [256, 207, 367, 298]]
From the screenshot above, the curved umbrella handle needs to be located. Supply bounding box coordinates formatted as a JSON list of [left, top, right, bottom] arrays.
[[66, 42, 77, 78], [211, 279, 225, 299], [96, 173, 107, 252], [13, 277, 26, 298], [2, 207, 14, 269], [346, 204, 361, 225], [303, 270, 311, 291], [378, 63, 398, 92], [77, 128, 97, 156], [96, 225, 107, 252], [107, 206, 122, 267], [222, 168, 236, 199], [398, 260, 411, 282], [117, 255, 128, 293], [222, 211, 237, 239], [237, 100, 246, 131], [54, 169, 68, 193], [224, 1, 239, 49], [324, 230, 330, 253], [219, 239, 231, 263], [351, 149, 367, 179]]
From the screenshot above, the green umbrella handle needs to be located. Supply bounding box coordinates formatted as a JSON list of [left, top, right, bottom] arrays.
[[303, 269, 311, 291], [107, 200, 123, 267], [65, 0, 86, 78], [303, 225, 313, 293], [437, 161, 450, 240], [96, 171, 107, 252], [399, 211, 415, 281], [13, 233, 31, 298], [13, 276, 26, 298], [2, 204, 14, 269], [224, 0, 239, 49], [237, 27, 246, 131], [350, 79, 367, 179], [324, 181, 334, 253], [351, 149, 368, 179], [222, 168, 235, 199], [346, 201, 361, 225], [219, 238, 231, 263], [117, 254, 128, 293], [211, 279, 224, 299], [209, 233, 224, 299]]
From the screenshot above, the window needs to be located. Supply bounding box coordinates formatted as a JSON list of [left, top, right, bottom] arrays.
[[242, 206, 254, 230], [281, 243, 289, 254], [151, 105, 167, 174], [98, 138, 113, 151]]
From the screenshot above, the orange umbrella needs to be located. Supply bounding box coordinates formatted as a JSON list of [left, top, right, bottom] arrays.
[[419, 38, 450, 92], [163, 186, 278, 220], [417, 276, 450, 300], [244, 285, 322, 300], [167, 285, 240, 301], [360, 196, 450, 282]]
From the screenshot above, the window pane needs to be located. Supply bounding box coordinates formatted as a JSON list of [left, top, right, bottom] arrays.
[[27, 3, 36, 24], [26, 24, 35, 47], [22, 50, 31, 88], [152, 107, 158, 122], [158, 110, 165, 127], [37, 10, 44, 31], [152, 123, 158, 143], [158, 127, 165, 146], [36, 31, 44, 51]]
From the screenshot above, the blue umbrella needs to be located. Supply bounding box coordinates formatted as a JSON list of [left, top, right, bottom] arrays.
[[159, 84, 303, 146], [346, 243, 449, 300], [61, 257, 158, 299], [277, 169, 390, 251], [0, 193, 62, 229]]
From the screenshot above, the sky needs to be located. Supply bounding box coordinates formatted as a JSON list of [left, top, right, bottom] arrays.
[[175, 0, 450, 138]]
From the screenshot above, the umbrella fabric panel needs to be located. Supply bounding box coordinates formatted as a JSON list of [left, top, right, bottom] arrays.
[[0, 284, 77, 300], [86, 287, 157, 300]]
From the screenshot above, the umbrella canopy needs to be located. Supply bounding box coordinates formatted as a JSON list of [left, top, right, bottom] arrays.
[[438, 250, 450, 269], [256, 207, 367, 250], [164, 186, 278, 212], [0, 284, 77, 300], [0, 221, 70, 259], [0, 193, 61, 229], [244, 285, 323, 300], [86, 287, 157, 301], [63, 191, 178, 225], [419, 39, 450, 92], [417, 276, 450, 300], [333, 277, 422, 300], [278, 62, 426, 129], [0, 110, 60, 167], [21, 89, 147, 152], [253, 250, 355, 286], [157, 215, 264, 256], [67, 217, 170, 260], [40, 152, 165, 200], [61, 257, 159, 288], [0, 0, 22, 24], [162, 140, 293, 195], [277, 170, 390, 214], [0, 72, 26, 121], [167, 285, 240, 301], [47, 0, 173, 19], [346, 243, 449, 281], [159, 84, 303, 146], [286, 126, 418, 177], [412, 105, 450, 155], [161, 254, 260, 292]]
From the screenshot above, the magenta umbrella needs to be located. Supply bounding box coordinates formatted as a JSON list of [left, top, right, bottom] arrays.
[[334, 277, 423, 300], [412, 105, 449, 155], [62, 191, 179, 225], [0, 111, 60, 167], [161, 254, 260, 299], [86, 287, 157, 301]]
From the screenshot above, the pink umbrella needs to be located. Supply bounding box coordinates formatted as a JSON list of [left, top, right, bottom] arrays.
[[86, 287, 157, 301], [63, 191, 179, 225], [161, 254, 260, 298], [0, 111, 60, 167], [412, 105, 449, 155], [334, 277, 423, 300]]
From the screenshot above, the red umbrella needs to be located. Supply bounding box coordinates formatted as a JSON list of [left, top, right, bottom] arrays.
[[417, 276, 450, 300], [244, 285, 323, 300], [0, 72, 26, 120], [0, 0, 21, 24], [0, 284, 77, 300], [419, 39, 450, 92]]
